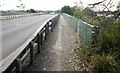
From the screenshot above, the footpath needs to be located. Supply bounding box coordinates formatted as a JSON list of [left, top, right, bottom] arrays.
[[25, 15, 80, 71]]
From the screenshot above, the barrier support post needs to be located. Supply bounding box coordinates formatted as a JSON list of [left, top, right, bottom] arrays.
[[16, 57, 21, 73], [30, 42, 34, 65]]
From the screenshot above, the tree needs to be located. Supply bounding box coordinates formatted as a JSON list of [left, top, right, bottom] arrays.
[[61, 6, 74, 15], [82, 7, 97, 17], [26, 9, 36, 13], [29, 9, 36, 13]]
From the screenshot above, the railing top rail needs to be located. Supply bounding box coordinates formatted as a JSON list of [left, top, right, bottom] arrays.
[[0, 14, 59, 72]]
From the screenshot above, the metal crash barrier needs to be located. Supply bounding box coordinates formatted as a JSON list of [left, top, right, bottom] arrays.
[[0, 13, 41, 20], [63, 13, 99, 47], [0, 14, 60, 73]]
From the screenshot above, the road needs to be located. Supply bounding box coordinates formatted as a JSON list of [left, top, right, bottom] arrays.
[[0, 14, 54, 61]]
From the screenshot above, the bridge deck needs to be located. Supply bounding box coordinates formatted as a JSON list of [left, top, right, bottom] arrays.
[[25, 15, 81, 71]]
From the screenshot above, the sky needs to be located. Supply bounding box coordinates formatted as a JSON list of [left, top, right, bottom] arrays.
[[0, 0, 97, 11], [0, 0, 119, 11]]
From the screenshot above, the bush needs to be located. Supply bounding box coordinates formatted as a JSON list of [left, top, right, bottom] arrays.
[[73, 47, 120, 72], [100, 32, 114, 53], [71, 6, 120, 72], [90, 55, 118, 73]]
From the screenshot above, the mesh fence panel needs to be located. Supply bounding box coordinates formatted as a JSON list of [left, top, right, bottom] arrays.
[[63, 13, 96, 47]]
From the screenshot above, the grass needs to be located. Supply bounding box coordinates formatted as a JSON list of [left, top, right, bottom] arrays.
[[0, 19, 11, 21]]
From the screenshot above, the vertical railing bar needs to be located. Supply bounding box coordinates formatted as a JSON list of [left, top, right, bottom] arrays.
[[16, 56, 21, 73], [40, 32, 43, 45], [53, 20, 55, 28], [29, 42, 34, 65], [51, 20, 53, 32], [47, 22, 49, 35], [37, 33, 40, 53], [45, 24, 47, 40]]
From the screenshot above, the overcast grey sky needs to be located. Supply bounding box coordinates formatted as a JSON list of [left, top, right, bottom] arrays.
[[0, 0, 119, 11]]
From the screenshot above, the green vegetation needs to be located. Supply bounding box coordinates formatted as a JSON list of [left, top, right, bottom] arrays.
[[16, 9, 36, 13], [26, 9, 36, 13], [61, 5, 120, 72], [61, 6, 74, 15], [0, 19, 11, 21], [73, 7, 100, 26]]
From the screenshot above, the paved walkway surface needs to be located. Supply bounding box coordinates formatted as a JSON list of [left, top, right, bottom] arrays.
[[25, 15, 80, 71]]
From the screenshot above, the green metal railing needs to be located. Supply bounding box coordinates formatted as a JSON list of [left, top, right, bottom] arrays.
[[63, 13, 98, 47]]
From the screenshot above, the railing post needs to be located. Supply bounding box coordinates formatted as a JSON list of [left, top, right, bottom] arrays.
[[16, 57, 21, 73], [47, 22, 49, 35], [37, 33, 40, 53], [40, 32, 43, 45], [45, 25, 47, 40], [30, 42, 34, 65], [52, 20, 55, 28], [51, 20, 53, 32]]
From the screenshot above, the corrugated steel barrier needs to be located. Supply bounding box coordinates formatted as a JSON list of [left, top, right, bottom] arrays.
[[0, 14, 60, 73]]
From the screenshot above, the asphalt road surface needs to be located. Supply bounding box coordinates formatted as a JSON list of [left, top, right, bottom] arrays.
[[1, 14, 54, 61]]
